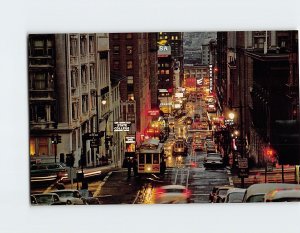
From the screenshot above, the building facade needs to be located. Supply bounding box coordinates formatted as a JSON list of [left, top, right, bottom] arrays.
[[109, 33, 153, 145], [29, 33, 115, 167]]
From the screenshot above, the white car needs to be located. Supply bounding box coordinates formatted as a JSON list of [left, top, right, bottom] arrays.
[[51, 189, 85, 205], [154, 185, 191, 204]]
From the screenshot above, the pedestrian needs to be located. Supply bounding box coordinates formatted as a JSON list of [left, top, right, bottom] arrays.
[[127, 157, 132, 179]]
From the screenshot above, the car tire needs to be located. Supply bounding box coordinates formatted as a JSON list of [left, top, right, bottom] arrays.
[[66, 200, 72, 205]]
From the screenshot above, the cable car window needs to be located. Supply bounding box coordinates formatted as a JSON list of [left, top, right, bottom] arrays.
[[139, 154, 145, 164], [153, 154, 159, 164], [146, 154, 152, 164]]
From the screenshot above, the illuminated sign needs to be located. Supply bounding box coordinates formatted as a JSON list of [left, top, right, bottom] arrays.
[[113, 122, 131, 131], [175, 93, 184, 98], [148, 110, 160, 116], [209, 64, 213, 93], [125, 136, 136, 144], [158, 89, 168, 93], [158, 45, 171, 57]]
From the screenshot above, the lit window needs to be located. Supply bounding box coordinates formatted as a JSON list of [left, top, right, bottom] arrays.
[[126, 45, 133, 55], [164, 36, 168, 39], [165, 70, 170, 74], [127, 60, 133, 69], [128, 93, 134, 100], [127, 76, 133, 84]]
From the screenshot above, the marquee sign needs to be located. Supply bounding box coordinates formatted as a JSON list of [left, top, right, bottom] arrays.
[[209, 64, 213, 93]]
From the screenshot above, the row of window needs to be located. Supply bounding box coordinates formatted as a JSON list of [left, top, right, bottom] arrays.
[[112, 33, 133, 40], [158, 69, 170, 75], [70, 35, 95, 57], [113, 60, 133, 70], [157, 63, 170, 68], [113, 45, 133, 55], [71, 64, 95, 89]]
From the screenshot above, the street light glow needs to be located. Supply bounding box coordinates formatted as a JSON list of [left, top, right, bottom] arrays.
[[228, 112, 235, 120]]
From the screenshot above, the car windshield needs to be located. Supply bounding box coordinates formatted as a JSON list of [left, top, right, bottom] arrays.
[[56, 191, 74, 198], [247, 194, 265, 202], [227, 192, 245, 202]]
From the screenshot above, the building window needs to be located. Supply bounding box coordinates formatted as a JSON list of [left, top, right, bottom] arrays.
[[128, 94, 134, 101], [82, 95, 88, 114], [80, 35, 87, 56], [127, 76, 133, 84], [160, 70, 165, 75], [72, 102, 79, 120], [89, 35, 95, 53], [165, 70, 170, 74], [126, 45, 133, 54], [70, 36, 78, 56], [89, 64, 95, 81], [113, 33, 119, 39], [71, 67, 78, 88], [33, 72, 46, 90], [126, 33, 133, 39], [127, 84, 134, 92], [175, 36, 178, 40], [113, 45, 120, 55], [164, 36, 168, 40], [81, 65, 87, 84], [113, 60, 120, 70], [127, 60, 133, 70], [171, 36, 174, 40], [165, 63, 170, 68]]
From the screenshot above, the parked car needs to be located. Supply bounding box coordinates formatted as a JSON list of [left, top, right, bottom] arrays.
[[204, 153, 224, 169], [264, 189, 300, 202], [51, 189, 85, 205], [243, 183, 300, 203], [224, 188, 246, 203], [32, 193, 65, 205], [154, 185, 191, 204]]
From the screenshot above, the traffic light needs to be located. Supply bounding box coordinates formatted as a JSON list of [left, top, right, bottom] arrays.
[[57, 135, 62, 143], [51, 135, 56, 144]]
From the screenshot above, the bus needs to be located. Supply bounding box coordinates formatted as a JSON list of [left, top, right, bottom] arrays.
[[136, 138, 165, 175]]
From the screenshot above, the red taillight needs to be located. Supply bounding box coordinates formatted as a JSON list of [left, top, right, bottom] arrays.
[[155, 187, 165, 199], [184, 188, 191, 198]]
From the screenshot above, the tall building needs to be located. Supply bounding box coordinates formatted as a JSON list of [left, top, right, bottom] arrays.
[[109, 33, 153, 145], [29, 33, 116, 167], [218, 31, 299, 165]]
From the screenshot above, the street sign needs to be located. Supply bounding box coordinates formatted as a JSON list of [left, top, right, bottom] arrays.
[[267, 163, 274, 172], [238, 168, 249, 178], [90, 139, 99, 148], [113, 122, 131, 131], [238, 158, 248, 169]]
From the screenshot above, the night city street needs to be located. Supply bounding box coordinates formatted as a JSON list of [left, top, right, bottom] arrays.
[[29, 31, 300, 205]]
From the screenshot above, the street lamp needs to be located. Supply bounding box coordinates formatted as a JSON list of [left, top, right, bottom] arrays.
[[228, 112, 235, 120]]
